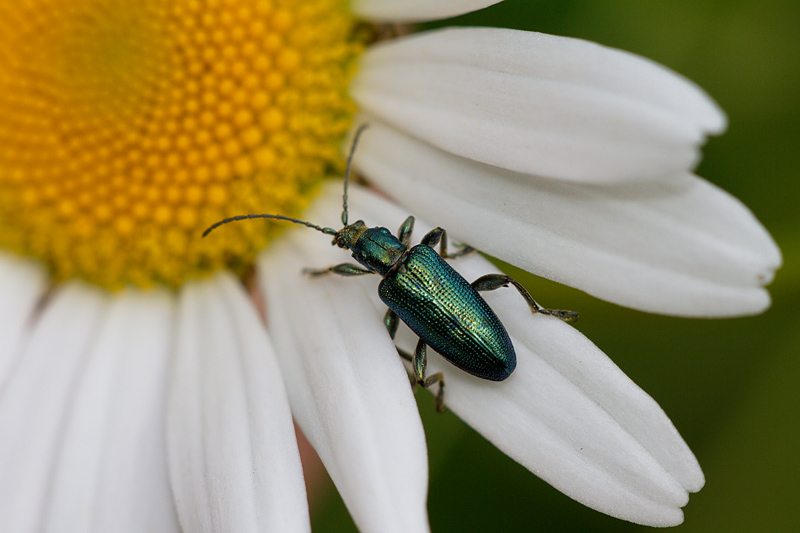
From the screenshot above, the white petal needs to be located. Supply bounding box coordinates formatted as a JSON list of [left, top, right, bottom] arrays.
[[167, 274, 309, 532], [257, 237, 429, 533], [331, 188, 703, 526], [0, 283, 108, 532], [351, 0, 503, 23], [353, 27, 726, 183], [352, 121, 780, 317], [215, 273, 310, 531], [423, 256, 700, 526], [0, 253, 48, 389], [43, 289, 180, 533]]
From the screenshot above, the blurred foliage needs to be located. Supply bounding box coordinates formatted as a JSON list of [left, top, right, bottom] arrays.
[[312, 0, 800, 531]]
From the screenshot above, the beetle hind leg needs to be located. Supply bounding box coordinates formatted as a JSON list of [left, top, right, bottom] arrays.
[[471, 274, 579, 322]]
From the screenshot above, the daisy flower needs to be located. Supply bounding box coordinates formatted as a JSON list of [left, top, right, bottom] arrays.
[[0, 0, 780, 532]]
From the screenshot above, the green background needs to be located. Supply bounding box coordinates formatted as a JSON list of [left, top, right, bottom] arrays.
[[312, 0, 800, 531]]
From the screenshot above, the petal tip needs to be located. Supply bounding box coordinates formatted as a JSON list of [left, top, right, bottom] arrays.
[[351, 0, 504, 23]]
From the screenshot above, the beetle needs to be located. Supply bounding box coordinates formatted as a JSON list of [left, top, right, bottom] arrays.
[[203, 125, 577, 412]]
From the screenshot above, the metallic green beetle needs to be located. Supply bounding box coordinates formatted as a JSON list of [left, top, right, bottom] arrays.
[[203, 126, 578, 412]]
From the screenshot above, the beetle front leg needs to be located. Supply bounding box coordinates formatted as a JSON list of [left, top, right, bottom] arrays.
[[421, 227, 475, 259], [303, 263, 374, 277], [471, 274, 579, 322], [412, 339, 446, 413]]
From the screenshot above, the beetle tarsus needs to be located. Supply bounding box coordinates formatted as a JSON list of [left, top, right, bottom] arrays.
[[543, 309, 580, 322], [421, 226, 474, 260], [303, 263, 374, 277], [448, 244, 476, 258]]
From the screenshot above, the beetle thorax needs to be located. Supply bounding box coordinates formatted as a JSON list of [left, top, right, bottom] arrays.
[[347, 225, 406, 276]]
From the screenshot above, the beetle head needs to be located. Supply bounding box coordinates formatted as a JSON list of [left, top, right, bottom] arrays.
[[333, 220, 367, 249]]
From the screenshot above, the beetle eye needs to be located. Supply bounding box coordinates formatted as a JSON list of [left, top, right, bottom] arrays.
[[336, 238, 345, 248]]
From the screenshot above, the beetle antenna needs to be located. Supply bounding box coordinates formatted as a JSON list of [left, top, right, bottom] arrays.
[[202, 214, 337, 238], [342, 123, 369, 227]]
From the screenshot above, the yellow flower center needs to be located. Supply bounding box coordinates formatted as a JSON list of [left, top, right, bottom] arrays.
[[0, 0, 362, 289]]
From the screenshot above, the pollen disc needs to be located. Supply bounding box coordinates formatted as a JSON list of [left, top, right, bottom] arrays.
[[0, 0, 362, 288]]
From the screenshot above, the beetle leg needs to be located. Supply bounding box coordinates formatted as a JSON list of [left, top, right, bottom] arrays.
[[396, 216, 415, 247], [383, 308, 400, 339], [421, 227, 443, 248], [302, 263, 374, 277], [395, 346, 413, 363], [412, 339, 446, 413], [395, 345, 419, 390], [471, 274, 579, 322], [393, 345, 419, 390], [421, 227, 476, 259], [448, 243, 476, 258], [384, 309, 421, 391]]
